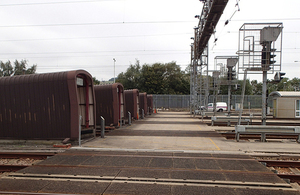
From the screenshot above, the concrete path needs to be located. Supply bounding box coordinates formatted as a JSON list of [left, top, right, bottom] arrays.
[[82, 112, 300, 155], [83, 112, 222, 151]]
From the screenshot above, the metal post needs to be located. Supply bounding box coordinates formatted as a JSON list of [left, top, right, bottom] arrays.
[[141, 109, 144, 119], [213, 81, 217, 116], [227, 84, 231, 126], [168, 95, 171, 109], [200, 68, 202, 111], [128, 112, 131, 125], [228, 85, 231, 113], [113, 58, 116, 83], [238, 70, 247, 125], [78, 115, 82, 147], [101, 116, 105, 138], [205, 60, 209, 109], [248, 102, 251, 116], [190, 44, 193, 114], [262, 71, 267, 125]]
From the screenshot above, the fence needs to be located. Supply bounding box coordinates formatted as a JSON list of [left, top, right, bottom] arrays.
[[153, 95, 190, 109], [152, 95, 273, 109]]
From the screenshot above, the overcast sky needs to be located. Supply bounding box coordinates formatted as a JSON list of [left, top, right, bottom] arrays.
[[0, 0, 299, 82]]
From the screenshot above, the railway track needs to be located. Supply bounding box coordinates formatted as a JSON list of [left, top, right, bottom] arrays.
[[0, 152, 56, 159], [259, 159, 300, 183], [1, 149, 300, 194], [0, 165, 28, 172], [1, 151, 300, 188], [0, 152, 56, 173]]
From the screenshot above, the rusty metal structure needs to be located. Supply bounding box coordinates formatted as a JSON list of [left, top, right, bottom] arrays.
[[94, 83, 125, 126], [147, 94, 153, 115], [190, 0, 228, 114], [124, 89, 140, 120], [0, 70, 96, 140], [139, 93, 148, 117]]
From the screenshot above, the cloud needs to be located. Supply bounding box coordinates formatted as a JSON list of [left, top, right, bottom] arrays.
[[0, 0, 299, 81]]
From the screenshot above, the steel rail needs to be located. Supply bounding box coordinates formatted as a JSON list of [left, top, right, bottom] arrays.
[[6, 173, 295, 191], [278, 174, 300, 183], [0, 152, 56, 160], [0, 191, 72, 195], [0, 165, 28, 172], [259, 160, 300, 168]]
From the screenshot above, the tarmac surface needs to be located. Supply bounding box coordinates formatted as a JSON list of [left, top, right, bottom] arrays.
[[1, 111, 300, 194]]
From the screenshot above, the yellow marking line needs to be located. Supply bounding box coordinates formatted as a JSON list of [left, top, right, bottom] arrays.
[[125, 124, 133, 129], [197, 125, 221, 151], [209, 138, 220, 151]]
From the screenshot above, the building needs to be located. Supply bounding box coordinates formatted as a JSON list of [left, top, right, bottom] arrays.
[[139, 92, 147, 117], [124, 89, 139, 120], [94, 83, 125, 126], [0, 70, 96, 140], [269, 91, 300, 118]]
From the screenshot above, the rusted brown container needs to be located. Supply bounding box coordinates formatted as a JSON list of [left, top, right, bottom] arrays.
[[147, 94, 153, 115], [94, 83, 125, 126], [0, 70, 96, 140], [139, 92, 148, 117], [124, 89, 139, 120]]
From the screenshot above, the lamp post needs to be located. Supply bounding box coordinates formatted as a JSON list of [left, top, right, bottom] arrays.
[[113, 58, 116, 83]]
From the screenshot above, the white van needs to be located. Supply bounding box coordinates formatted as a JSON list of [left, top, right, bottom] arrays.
[[207, 102, 227, 112]]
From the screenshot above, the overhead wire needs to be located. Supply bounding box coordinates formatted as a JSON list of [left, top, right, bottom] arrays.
[[0, 20, 195, 28], [0, 0, 115, 7], [212, 0, 240, 50], [0, 32, 191, 42], [1, 0, 299, 76]]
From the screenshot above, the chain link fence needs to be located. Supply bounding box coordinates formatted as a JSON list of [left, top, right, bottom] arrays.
[[152, 94, 273, 109]]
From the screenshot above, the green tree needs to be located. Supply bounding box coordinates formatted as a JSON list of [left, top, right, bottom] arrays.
[[218, 78, 253, 95], [289, 77, 300, 91], [0, 61, 14, 77], [164, 62, 189, 94], [140, 63, 167, 94], [0, 60, 36, 77], [230, 79, 252, 95], [116, 61, 190, 94], [251, 80, 262, 95], [247, 77, 300, 95], [13, 60, 36, 75], [93, 77, 100, 85], [117, 60, 141, 90]]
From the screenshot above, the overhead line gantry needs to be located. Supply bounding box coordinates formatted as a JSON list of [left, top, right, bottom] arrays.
[[190, 0, 228, 114]]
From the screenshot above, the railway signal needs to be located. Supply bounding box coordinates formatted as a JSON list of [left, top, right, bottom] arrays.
[[274, 71, 285, 82], [234, 84, 241, 90]]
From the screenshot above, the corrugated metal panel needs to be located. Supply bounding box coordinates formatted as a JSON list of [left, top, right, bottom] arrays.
[[124, 89, 139, 119], [0, 70, 96, 140], [94, 83, 125, 126], [147, 95, 153, 115], [139, 93, 147, 116]]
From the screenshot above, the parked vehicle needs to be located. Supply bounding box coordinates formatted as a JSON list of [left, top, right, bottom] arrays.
[[207, 102, 227, 112]]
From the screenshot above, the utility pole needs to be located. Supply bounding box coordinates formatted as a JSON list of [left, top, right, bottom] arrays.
[[113, 58, 116, 83]]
